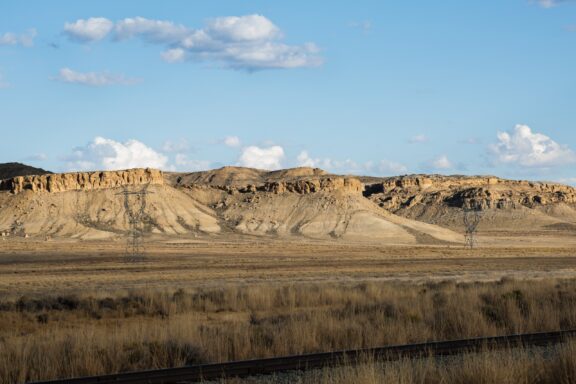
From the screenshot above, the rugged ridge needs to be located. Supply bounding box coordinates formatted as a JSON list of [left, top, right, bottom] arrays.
[[0, 168, 164, 194], [263, 177, 363, 194], [1, 167, 575, 242], [365, 175, 576, 210]]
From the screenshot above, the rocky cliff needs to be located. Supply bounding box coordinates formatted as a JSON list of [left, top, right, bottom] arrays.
[[365, 175, 576, 210], [0, 168, 164, 194], [262, 177, 363, 194]]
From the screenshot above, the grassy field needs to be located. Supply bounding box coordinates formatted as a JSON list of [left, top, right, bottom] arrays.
[[2, 277, 576, 383]]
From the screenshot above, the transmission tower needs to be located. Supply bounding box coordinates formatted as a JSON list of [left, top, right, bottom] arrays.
[[463, 202, 483, 249], [116, 185, 153, 262]]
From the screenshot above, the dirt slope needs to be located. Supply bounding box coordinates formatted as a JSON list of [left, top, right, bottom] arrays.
[[2, 167, 574, 244], [364, 175, 576, 234], [0, 168, 460, 244]]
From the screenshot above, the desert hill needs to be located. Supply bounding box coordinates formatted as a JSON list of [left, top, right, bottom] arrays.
[[1, 167, 575, 244], [166, 166, 328, 187], [364, 175, 576, 234], [0, 162, 51, 180], [0, 167, 459, 244]]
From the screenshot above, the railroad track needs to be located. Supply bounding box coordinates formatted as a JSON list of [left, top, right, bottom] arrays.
[[34, 329, 576, 384]]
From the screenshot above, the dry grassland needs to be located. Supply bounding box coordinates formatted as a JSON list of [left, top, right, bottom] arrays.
[[218, 343, 576, 384], [2, 277, 576, 382], [1, 240, 576, 297]]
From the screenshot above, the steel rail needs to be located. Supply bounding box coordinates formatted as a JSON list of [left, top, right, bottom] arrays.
[[32, 329, 576, 384]]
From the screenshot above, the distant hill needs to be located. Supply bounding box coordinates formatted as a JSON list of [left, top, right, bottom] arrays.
[[1, 166, 575, 244], [0, 162, 52, 180]]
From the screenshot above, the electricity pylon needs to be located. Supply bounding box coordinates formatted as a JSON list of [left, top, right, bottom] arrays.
[[116, 185, 153, 262], [463, 202, 483, 249]]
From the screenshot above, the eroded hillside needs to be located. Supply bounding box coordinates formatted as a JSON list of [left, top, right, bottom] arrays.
[[364, 175, 576, 233], [1, 167, 575, 244]]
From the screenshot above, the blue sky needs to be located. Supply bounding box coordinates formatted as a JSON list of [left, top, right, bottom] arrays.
[[1, 0, 576, 183]]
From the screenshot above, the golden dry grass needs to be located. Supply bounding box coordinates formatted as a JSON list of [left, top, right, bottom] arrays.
[[219, 342, 576, 384], [2, 278, 576, 383]]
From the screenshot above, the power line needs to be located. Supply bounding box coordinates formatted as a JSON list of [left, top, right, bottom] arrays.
[[463, 202, 483, 249], [116, 184, 153, 262]]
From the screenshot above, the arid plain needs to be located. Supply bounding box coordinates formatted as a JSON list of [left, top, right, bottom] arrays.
[[2, 164, 576, 383]]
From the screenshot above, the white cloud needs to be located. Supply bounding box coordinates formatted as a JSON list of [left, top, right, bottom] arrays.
[[64, 14, 322, 71], [296, 151, 335, 169], [66, 137, 168, 171], [206, 15, 281, 42], [55, 68, 140, 86], [166, 14, 321, 70], [0, 29, 36, 47], [223, 136, 241, 148], [490, 124, 576, 167], [432, 155, 453, 169], [238, 145, 284, 170], [161, 48, 186, 63], [297, 151, 407, 175], [64, 18, 113, 42], [296, 151, 318, 167], [408, 134, 429, 144], [115, 17, 189, 43], [421, 155, 454, 172]]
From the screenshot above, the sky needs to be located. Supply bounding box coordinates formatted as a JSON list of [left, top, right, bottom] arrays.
[[1, 0, 576, 183]]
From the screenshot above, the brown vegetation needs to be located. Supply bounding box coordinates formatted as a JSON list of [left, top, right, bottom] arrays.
[[2, 278, 576, 383], [219, 343, 576, 384]]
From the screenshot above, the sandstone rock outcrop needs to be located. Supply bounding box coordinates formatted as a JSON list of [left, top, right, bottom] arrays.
[[365, 175, 576, 210], [179, 176, 364, 196], [0, 168, 163, 194], [262, 177, 363, 194]]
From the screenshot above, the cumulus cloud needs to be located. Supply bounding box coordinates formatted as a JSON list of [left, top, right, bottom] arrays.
[[408, 134, 429, 144], [490, 124, 576, 167], [238, 145, 284, 170], [55, 68, 140, 86], [223, 136, 241, 148], [115, 17, 189, 43], [161, 48, 186, 63], [297, 151, 407, 175], [0, 29, 36, 47], [64, 18, 113, 42], [432, 155, 453, 169], [66, 137, 168, 171], [64, 15, 322, 70], [296, 151, 333, 168]]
